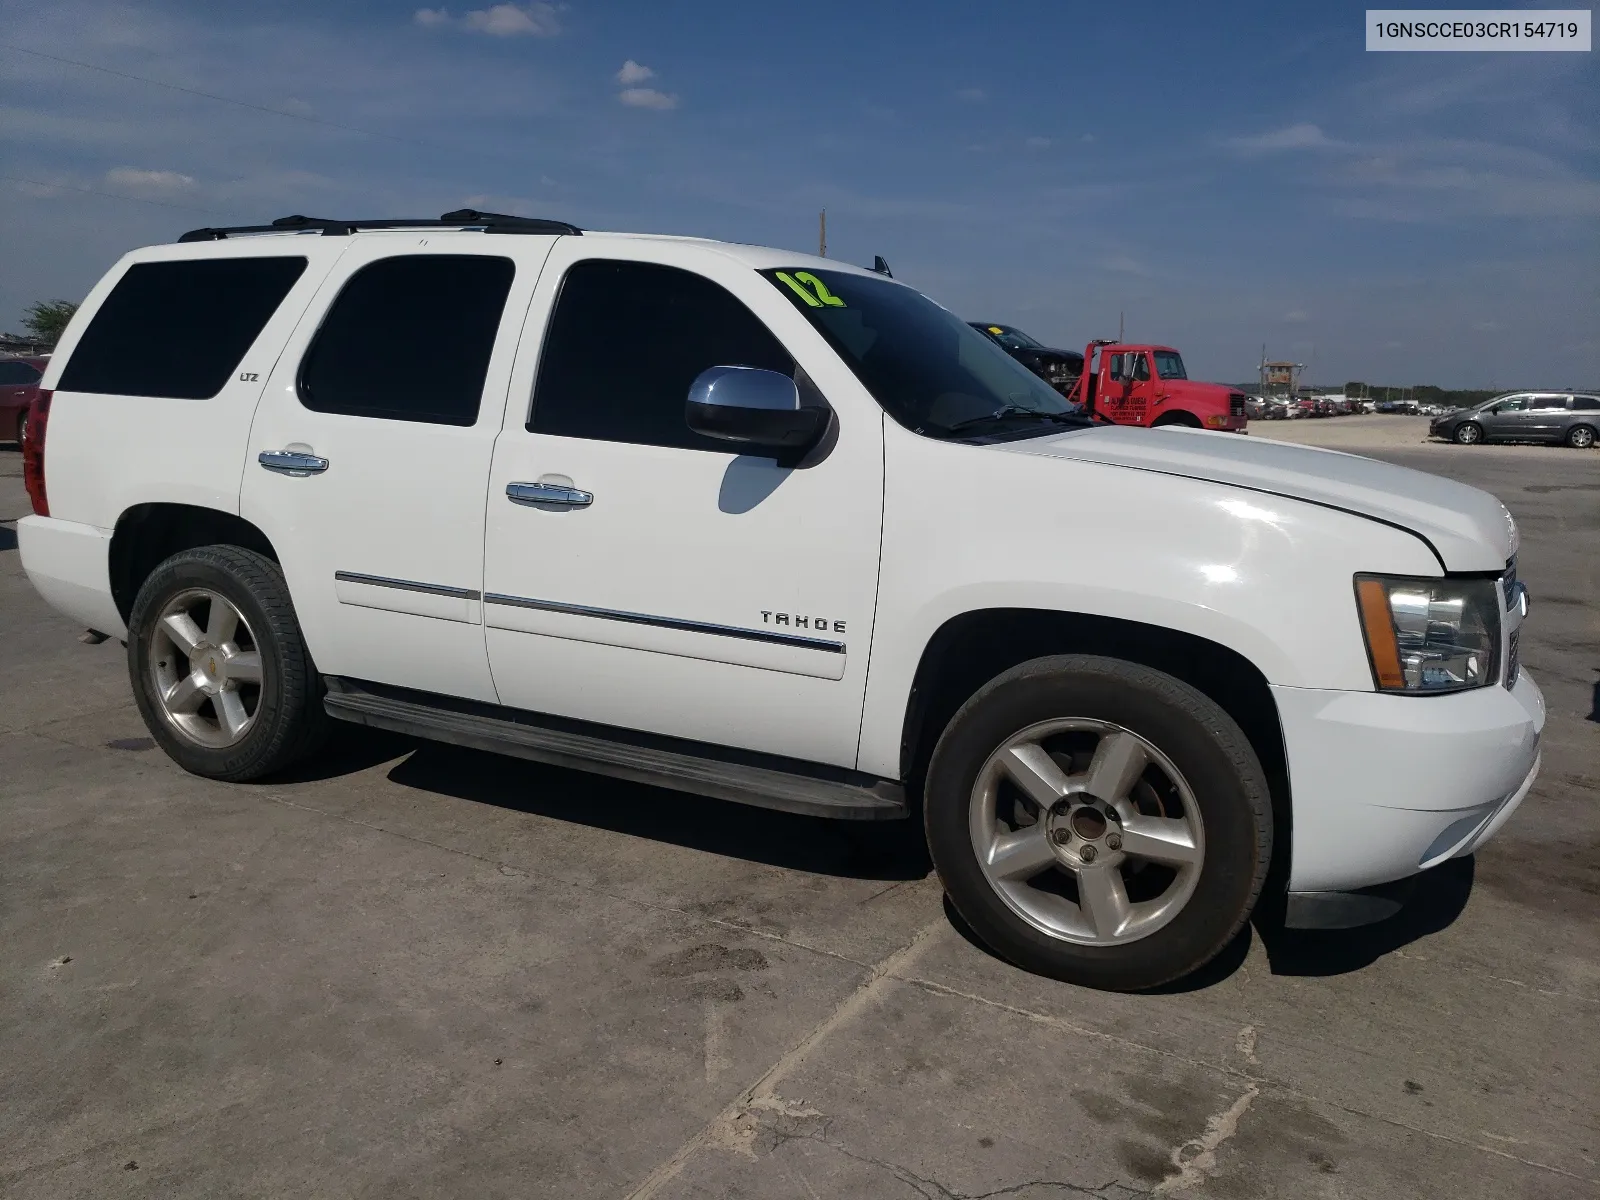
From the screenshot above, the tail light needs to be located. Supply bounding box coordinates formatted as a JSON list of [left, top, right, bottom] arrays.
[[22, 389, 51, 516]]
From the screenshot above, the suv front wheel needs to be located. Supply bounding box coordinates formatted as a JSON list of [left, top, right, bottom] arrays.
[[925, 656, 1271, 991], [128, 545, 329, 781]]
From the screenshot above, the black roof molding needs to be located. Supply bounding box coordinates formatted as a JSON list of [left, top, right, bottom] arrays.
[[178, 210, 582, 242]]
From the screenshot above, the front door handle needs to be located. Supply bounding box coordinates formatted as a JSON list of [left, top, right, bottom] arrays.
[[507, 481, 593, 508], [259, 449, 329, 476]]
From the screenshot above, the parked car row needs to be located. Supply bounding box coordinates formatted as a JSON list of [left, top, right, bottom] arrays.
[[1245, 395, 1365, 420]]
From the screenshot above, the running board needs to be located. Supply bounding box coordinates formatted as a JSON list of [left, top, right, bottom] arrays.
[[321, 678, 907, 821]]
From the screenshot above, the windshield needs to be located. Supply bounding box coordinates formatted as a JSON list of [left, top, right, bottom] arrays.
[[767, 269, 1084, 438], [1153, 351, 1187, 380], [977, 324, 1045, 351]]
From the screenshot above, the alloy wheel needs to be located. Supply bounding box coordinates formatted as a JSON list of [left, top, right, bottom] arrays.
[[148, 588, 264, 748], [968, 718, 1205, 946]]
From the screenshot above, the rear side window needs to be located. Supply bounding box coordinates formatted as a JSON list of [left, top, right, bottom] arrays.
[[1574, 396, 1600, 411], [0, 360, 41, 384], [530, 259, 793, 451], [57, 257, 307, 399], [298, 255, 514, 426], [1529, 395, 1570, 410]]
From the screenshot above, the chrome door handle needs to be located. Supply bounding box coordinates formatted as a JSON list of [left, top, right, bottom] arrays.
[[507, 481, 593, 508], [259, 449, 329, 476]]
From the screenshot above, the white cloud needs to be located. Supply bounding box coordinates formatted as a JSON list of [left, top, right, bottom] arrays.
[[1227, 123, 1342, 153], [415, 3, 561, 36], [466, 3, 560, 36], [619, 87, 677, 110], [105, 167, 196, 195], [1283, 310, 1309, 323], [1025, 136, 1051, 149], [616, 60, 655, 85], [955, 86, 986, 102]]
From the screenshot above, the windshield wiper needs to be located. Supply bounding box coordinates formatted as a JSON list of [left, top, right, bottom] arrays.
[[942, 405, 1086, 436]]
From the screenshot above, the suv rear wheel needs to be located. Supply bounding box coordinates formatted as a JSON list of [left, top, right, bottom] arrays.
[[128, 545, 328, 781], [1566, 424, 1595, 449], [925, 655, 1271, 991]]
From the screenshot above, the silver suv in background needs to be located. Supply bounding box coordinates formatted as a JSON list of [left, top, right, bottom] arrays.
[[1431, 392, 1599, 448]]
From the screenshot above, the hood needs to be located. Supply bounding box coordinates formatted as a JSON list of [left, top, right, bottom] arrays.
[[995, 425, 1514, 571], [1166, 379, 1236, 399]]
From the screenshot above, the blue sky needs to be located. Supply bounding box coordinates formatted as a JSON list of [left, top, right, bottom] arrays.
[[1, 0, 1595, 387]]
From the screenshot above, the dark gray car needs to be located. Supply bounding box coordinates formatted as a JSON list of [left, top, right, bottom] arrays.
[[1431, 392, 1599, 448]]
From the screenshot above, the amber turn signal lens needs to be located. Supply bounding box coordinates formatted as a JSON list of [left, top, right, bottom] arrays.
[[1355, 577, 1405, 689]]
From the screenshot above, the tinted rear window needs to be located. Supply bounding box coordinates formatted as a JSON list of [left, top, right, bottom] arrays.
[[1572, 396, 1599, 411], [58, 257, 307, 399], [0, 360, 41, 384], [298, 255, 515, 426]]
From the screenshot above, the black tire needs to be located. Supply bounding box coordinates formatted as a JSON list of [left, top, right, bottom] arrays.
[[1566, 424, 1596, 449], [1151, 412, 1202, 429], [1453, 422, 1483, 445], [127, 545, 329, 781], [925, 655, 1271, 992], [14, 410, 26, 449]]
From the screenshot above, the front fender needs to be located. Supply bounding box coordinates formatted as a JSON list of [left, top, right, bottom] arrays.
[[854, 428, 1439, 777]]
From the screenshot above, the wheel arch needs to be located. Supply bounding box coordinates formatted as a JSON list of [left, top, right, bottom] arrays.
[[109, 503, 280, 625], [1151, 411, 1201, 428], [895, 607, 1292, 903]]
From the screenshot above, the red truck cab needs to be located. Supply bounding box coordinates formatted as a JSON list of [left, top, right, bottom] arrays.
[[1067, 342, 1247, 432]]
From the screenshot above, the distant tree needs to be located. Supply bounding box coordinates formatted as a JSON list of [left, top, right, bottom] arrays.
[[21, 299, 78, 345], [1343, 380, 1367, 398]]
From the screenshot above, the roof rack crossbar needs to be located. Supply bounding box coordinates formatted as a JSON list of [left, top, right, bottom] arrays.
[[178, 210, 582, 242]]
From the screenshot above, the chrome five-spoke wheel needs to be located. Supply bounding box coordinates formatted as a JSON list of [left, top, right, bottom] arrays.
[[970, 718, 1204, 946], [149, 587, 264, 748]]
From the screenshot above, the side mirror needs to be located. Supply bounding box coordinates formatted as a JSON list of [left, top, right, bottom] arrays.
[[685, 366, 828, 463]]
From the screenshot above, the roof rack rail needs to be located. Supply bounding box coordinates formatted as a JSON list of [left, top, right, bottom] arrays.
[[178, 210, 582, 243]]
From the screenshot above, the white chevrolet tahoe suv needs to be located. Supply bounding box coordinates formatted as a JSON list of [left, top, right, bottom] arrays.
[[17, 210, 1544, 991]]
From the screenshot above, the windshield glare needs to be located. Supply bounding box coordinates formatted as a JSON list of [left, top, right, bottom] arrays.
[[768, 270, 1080, 438], [1153, 351, 1187, 380]]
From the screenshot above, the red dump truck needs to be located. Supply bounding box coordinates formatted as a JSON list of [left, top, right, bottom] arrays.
[[1067, 340, 1247, 432]]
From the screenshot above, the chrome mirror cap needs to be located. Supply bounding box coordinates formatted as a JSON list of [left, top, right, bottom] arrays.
[[687, 365, 800, 412]]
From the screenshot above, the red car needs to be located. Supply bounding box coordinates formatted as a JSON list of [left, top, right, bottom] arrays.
[[0, 356, 47, 445]]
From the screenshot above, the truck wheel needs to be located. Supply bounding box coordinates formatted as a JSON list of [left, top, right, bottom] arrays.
[[1566, 424, 1595, 449], [1453, 422, 1483, 445], [1151, 413, 1201, 428], [127, 545, 329, 782], [925, 655, 1271, 992]]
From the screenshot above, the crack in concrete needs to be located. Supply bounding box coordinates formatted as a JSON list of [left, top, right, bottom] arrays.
[[797, 1130, 1143, 1199], [623, 919, 947, 1199]]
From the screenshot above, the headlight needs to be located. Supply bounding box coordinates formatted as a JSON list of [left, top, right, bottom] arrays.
[[1354, 575, 1500, 693]]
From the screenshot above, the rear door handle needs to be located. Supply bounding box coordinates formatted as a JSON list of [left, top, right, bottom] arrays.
[[259, 449, 329, 476], [507, 481, 593, 508]]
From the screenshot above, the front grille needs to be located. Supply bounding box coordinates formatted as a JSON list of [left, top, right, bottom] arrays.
[[1229, 393, 1246, 416]]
